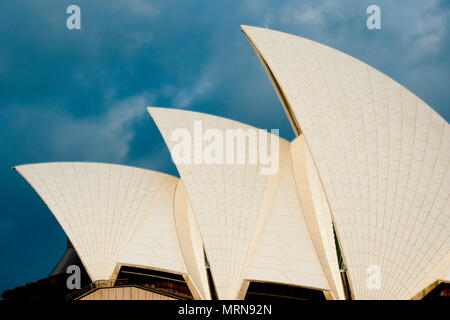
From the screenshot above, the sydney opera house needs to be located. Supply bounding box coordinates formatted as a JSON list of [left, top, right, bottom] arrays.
[[3, 26, 449, 300]]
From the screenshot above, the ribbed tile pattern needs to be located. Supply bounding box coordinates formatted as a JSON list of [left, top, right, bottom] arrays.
[[173, 181, 211, 299], [15, 162, 174, 281], [243, 25, 450, 299], [149, 107, 280, 299], [245, 147, 329, 291], [119, 175, 189, 276], [291, 135, 345, 299]]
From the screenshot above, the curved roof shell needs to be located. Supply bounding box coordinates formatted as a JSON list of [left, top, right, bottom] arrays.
[[148, 107, 341, 299], [15, 162, 210, 299], [242, 25, 450, 299]]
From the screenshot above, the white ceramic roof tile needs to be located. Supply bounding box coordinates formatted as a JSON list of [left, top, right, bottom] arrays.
[[118, 175, 189, 275], [149, 107, 286, 299], [243, 25, 450, 300], [173, 180, 211, 300], [245, 148, 329, 291], [15, 162, 174, 281], [150, 107, 344, 299], [291, 135, 345, 299]]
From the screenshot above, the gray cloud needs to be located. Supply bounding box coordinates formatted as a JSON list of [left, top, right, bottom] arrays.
[[3, 94, 154, 163]]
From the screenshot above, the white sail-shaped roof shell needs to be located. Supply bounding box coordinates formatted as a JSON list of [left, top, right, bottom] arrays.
[[117, 175, 187, 274], [242, 25, 450, 299], [148, 107, 277, 299], [15, 162, 175, 281], [173, 180, 211, 300], [149, 107, 341, 299], [290, 135, 345, 299], [118, 177, 211, 299], [15, 162, 210, 299], [244, 142, 330, 292]]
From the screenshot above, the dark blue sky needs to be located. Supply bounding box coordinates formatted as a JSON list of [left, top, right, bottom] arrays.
[[0, 0, 449, 294]]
